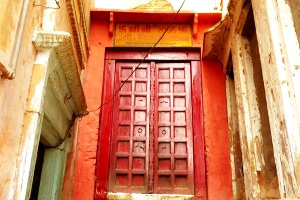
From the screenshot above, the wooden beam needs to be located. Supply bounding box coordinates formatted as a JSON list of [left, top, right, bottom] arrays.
[[275, 3, 300, 191], [33, 31, 88, 117], [252, 0, 300, 197], [231, 34, 260, 199], [240, 38, 264, 172], [225, 75, 245, 200]]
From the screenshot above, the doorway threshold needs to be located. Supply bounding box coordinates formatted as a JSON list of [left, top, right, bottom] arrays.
[[108, 193, 196, 200]]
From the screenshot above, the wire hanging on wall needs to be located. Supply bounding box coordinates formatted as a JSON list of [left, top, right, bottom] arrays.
[[89, 0, 186, 113]]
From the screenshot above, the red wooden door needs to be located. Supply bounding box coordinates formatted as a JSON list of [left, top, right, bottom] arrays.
[[108, 62, 151, 193], [108, 61, 194, 194], [153, 63, 194, 194]]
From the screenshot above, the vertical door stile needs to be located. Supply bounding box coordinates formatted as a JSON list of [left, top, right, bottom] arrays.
[[148, 61, 155, 193], [129, 63, 134, 191], [153, 61, 159, 193], [170, 65, 175, 193], [185, 63, 194, 192], [96, 59, 116, 198], [191, 60, 206, 198], [108, 60, 120, 192]]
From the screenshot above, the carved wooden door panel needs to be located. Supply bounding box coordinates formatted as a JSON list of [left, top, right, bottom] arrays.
[[108, 62, 151, 193], [153, 63, 194, 194], [108, 61, 194, 194]]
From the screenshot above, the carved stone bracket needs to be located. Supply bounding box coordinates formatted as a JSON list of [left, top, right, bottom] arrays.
[[0, 61, 15, 79], [33, 31, 88, 117], [193, 13, 198, 37], [109, 12, 114, 37]]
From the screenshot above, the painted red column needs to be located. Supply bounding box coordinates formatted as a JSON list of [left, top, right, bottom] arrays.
[[202, 59, 233, 200]]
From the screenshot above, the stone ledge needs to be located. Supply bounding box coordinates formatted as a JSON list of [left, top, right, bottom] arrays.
[[108, 193, 197, 200], [0, 61, 15, 79]]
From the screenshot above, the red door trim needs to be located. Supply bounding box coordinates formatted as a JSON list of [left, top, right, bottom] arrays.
[[94, 60, 116, 199], [105, 47, 201, 61], [191, 61, 207, 199], [95, 48, 206, 199]]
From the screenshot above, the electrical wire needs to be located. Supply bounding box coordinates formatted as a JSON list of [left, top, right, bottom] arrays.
[[44, 1, 188, 149], [89, 0, 186, 113]]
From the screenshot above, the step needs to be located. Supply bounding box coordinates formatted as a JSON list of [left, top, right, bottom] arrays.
[[108, 193, 197, 200]]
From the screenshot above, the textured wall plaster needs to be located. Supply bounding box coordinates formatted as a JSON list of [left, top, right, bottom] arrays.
[[93, 0, 221, 12], [0, 3, 44, 199]]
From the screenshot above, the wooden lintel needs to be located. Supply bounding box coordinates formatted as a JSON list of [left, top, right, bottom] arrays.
[[109, 12, 114, 37], [193, 13, 198, 37], [231, 34, 260, 198], [252, 0, 300, 197], [33, 31, 88, 117]]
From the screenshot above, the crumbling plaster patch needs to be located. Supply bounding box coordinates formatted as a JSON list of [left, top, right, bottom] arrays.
[[94, 0, 221, 12]]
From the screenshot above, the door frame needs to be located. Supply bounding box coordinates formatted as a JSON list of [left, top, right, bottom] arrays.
[[95, 47, 206, 199]]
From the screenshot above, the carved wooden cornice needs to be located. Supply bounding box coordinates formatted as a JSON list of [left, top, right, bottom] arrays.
[[66, 0, 90, 70], [77, 0, 90, 49], [33, 31, 88, 117]]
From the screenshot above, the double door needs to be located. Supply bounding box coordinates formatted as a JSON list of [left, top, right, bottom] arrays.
[[108, 61, 194, 194]]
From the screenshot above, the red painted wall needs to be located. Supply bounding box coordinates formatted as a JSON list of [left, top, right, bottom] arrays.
[[202, 59, 232, 200], [72, 11, 232, 200], [72, 20, 113, 200]]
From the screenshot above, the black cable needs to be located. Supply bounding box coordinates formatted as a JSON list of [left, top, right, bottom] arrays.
[[46, 0, 187, 149], [89, 0, 186, 113]]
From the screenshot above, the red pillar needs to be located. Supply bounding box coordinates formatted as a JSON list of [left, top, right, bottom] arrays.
[[202, 59, 232, 200]]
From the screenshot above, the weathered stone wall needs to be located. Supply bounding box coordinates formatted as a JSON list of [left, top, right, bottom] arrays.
[[0, 0, 24, 68], [0, 0, 90, 199], [0, 2, 44, 198]]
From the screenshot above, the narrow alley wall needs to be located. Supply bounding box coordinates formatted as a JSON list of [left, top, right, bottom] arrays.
[[0, 0, 90, 199], [73, 1, 233, 199]]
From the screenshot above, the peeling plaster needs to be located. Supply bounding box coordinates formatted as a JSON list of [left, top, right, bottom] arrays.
[[94, 0, 222, 12]]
